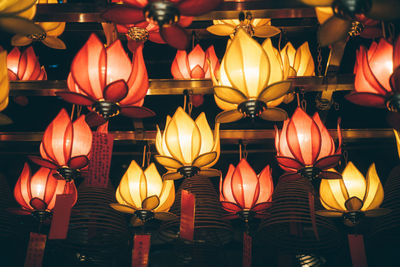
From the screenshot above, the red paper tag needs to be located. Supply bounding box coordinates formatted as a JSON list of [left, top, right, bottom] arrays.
[[132, 234, 151, 267], [308, 192, 319, 240], [243, 232, 252, 267], [348, 234, 368, 267], [48, 194, 74, 239], [180, 189, 195, 241], [24, 232, 47, 267], [85, 133, 114, 187]]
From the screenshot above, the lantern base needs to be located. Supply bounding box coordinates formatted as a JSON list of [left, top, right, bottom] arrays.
[[238, 100, 266, 119], [134, 210, 154, 223], [178, 166, 200, 178], [332, 0, 370, 18], [57, 167, 79, 182], [237, 210, 255, 223], [32, 210, 52, 224], [27, 32, 47, 41], [343, 211, 364, 227], [92, 101, 120, 120], [386, 94, 400, 112], [127, 26, 149, 42], [298, 167, 322, 182], [144, 1, 180, 27]]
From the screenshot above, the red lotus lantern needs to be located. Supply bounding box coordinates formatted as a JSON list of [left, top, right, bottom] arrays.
[[7, 46, 46, 81], [346, 37, 400, 111], [13, 163, 77, 220], [220, 159, 273, 220], [29, 109, 92, 181], [275, 107, 342, 181], [102, 0, 222, 49], [57, 34, 154, 121]]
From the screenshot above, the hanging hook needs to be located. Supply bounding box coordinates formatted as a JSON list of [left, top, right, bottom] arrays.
[[238, 140, 248, 161], [142, 144, 147, 168]]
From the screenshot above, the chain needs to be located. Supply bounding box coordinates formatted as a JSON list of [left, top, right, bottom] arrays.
[[317, 44, 323, 77]]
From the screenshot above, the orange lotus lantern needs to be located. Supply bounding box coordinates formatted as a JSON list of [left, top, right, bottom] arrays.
[[346, 37, 400, 112], [29, 109, 92, 181], [7, 46, 47, 81], [13, 163, 77, 221], [275, 107, 342, 182], [56, 34, 154, 121], [220, 159, 273, 220]]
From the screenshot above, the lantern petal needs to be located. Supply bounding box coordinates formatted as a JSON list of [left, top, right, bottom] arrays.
[[70, 115, 92, 159], [190, 65, 205, 78], [261, 38, 283, 84], [0, 16, 44, 35], [106, 40, 133, 86], [195, 112, 214, 155], [342, 162, 367, 201], [103, 79, 129, 102], [251, 202, 272, 213], [345, 92, 387, 108], [154, 212, 177, 221], [254, 25, 281, 38], [197, 168, 221, 178], [171, 50, 190, 79], [276, 156, 304, 170], [160, 24, 189, 50], [192, 152, 217, 168], [257, 80, 292, 103], [58, 92, 95, 106], [154, 155, 183, 169], [143, 163, 163, 197], [319, 170, 342, 180], [318, 17, 351, 47], [257, 165, 274, 203], [177, 0, 222, 16], [394, 36, 400, 69], [294, 42, 315, 76], [315, 155, 341, 170], [313, 112, 335, 159], [162, 172, 184, 181], [85, 111, 107, 128], [222, 164, 236, 203], [142, 195, 160, 211], [364, 208, 391, 217], [188, 45, 206, 71], [215, 109, 244, 123], [214, 86, 247, 104], [206, 24, 234, 36], [19, 46, 41, 80], [221, 201, 242, 213], [315, 210, 343, 217], [390, 66, 400, 92], [42, 36, 66, 50], [231, 159, 260, 209], [225, 29, 270, 98], [101, 6, 145, 25], [362, 163, 384, 211], [259, 108, 288, 121], [28, 155, 58, 169], [156, 180, 175, 212], [119, 106, 156, 118], [369, 39, 394, 91], [30, 198, 47, 211], [320, 178, 347, 211], [68, 156, 89, 170], [204, 45, 219, 78], [11, 35, 32, 47], [14, 163, 32, 210], [109, 203, 136, 214]]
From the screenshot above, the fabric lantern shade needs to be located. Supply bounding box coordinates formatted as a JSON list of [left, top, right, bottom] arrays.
[[212, 29, 292, 123], [0, 0, 43, 35], [155, 107, 220, 180], [11, 0, 67, 49], [346, 37, 400, 111], [102, 0, 222, 50], [7, 46, 47, 81], [56, 33, 154, 122], [220, 159, 273, 219], [29, 109, 92, 181], [207, 17, 280, 38], [0, 49, 10, 115], [275, 107, 342, 182], [171, 44, 219, 79], [317, 162, 389, 226], [110, 160, 176, 225], [258, 177, 342, 252], [13, 163, 77, 219]]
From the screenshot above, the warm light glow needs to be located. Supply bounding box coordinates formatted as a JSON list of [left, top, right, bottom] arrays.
[[7, 46, 47, 81], [0, 50, 9, 112], [112, 160, 175, 213], [14, 163, 77, 212], [220, 159, 273, 215], [207, 18, 280, 38], [320, 162, 384, 212]]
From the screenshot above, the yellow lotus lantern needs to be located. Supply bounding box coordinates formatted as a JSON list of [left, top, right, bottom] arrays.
[[212, 29, 292, 123], [0, 50, 11, 125], [317, 162, 390, 226], [0, 0, 43, 35], [394, 129, 400, 159], [280, 42, 315, 77], [207, 11, 280, 38], [110, 160, 176, 226], [155, 107, 221, 180], [11, 0, 66, 49]]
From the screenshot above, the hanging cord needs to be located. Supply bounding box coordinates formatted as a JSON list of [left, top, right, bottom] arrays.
[[70, 104, 75, 120], [381, 21, 387, 40], [76, 105, 82, 118], [239, 140, 248, 161], [141, 143, 152, 169], [142, 145, 147, 168]]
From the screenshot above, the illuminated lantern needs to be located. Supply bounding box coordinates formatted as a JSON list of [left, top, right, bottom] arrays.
[[7, 46, 47, 81], [219, 159, 273, 220], [57, 34, 154, 120], [0, 0, 43, 35], [116, 16, 193, 52], [155, 107, 220, 180], [280, 42, 315, 77], [346, 38, 400, 112], [102, 0, 222, 49], [29, 109, 92, 181], [11, 0, 66, 49], [212, 29, 292, 123], [0, 49, 10, 116], [275, 107, 342, 181], [13, 163, 77, 220], [317, 162, 390, 226], [110, 160, 175, 225], [207, 12, 280, 38]]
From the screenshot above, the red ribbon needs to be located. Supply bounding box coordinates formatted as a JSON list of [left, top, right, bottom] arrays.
[[348, 234, 368, 267], [243, 232, 252, 267], [48, 194, 75, 239], [180, 189, 195, 241], [132, 234, 151, 267], [85, 132, 114, 187], [24, 232, 47, 267]]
